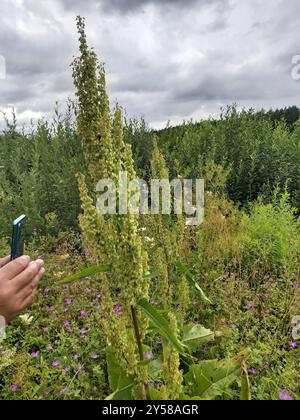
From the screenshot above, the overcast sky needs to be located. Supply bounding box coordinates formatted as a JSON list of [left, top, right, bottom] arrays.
[[0, 0, 299, 129]]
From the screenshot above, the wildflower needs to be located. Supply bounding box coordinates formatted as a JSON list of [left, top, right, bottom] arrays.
[[289, 340, 298, 350], [44, 288, 52, 295], [80, 329, 88, 335], [247, 302, 255, 311], [78, 311, 89, 320], [63, 320, 70, 327], [77, 364, 84, 371], [63, 308, 69, 313], [73, 354, 80, 360], [91, 354, 99, 360], [63, 285, 69, 291], [19, 314, 33, 325], [248, 368, 257, 375], [47, 344, 53, 351], [114, 304, 123, 316], [60, 388, 67, 395], [31, 351, 40, 358], [11, 384, 17, 392], [47, 306, 55, 313], [68, 327, 75, 333], [144, 352, 152, 361], [280, 390, 293, 401], [65, 299, 73, 305], [62, 367, 70, 374], [52, 360, 61, 367], [150, 300, 156, 305]]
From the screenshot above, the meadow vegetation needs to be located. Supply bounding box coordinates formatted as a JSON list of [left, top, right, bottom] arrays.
[[0, 17, 299, 400]]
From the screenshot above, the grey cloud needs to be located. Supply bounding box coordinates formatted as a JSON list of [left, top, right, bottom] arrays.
[[0, 0, 300, 130]]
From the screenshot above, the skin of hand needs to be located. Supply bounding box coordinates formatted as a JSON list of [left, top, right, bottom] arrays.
[[0, 255, 45, 323]]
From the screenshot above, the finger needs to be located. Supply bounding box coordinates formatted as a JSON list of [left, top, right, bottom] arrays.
[[20, 288, 37, 311], [0, 255, 11, 268], [0, 256, 31, 280], [18, 267, 45, 300], [11, 260, 44, 291]]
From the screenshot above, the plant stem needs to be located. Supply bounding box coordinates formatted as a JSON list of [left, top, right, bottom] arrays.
[[131, 305, 151, 400]]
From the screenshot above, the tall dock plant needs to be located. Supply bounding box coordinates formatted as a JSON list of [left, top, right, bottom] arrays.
[[68, 16, 251, 401], [72, 16, 149, 398]]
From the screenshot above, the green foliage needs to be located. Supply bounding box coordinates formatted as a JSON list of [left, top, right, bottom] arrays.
[[240, 192, 300, 279], [138, 299, 187, 355], [1, 16, 300, 402], [184, 354, 250, 400], [106, 350, 134, 400]]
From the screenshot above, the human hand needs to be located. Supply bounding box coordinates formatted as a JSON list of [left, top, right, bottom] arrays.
[[0, 255, 45, 323]]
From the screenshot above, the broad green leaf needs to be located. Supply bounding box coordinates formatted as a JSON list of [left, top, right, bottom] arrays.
[[57, 264, 112, 285], [106, 349, 134, 400], [184, 358, 242, 400], [138, 299, 187, 355], [105, 384, 134, 401], [182, 323, 215, 352], [240, 362, 251, 401], [149, 388, 162, 400], [174, 261, 212, 304], [179, 394, 206, 400]]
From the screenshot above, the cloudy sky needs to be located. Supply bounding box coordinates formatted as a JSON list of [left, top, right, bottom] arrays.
[[0, 0, 299, 129]]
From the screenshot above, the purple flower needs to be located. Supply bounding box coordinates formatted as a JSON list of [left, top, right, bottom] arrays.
[[47, 344, 54, 351], [150, 300, 156, 305], [78, 311, 89, 320], [44, 288, 52, 295], [77, 364, 84, 371], [144, 352, 152, 361], [223, 274, 229, 279], [247, 302, 255, 312], [63, 320, 70, 327], [52, 360, 61, 367], [68, 327, 75, 333], [63, 308, 69, 313], [31, 351, 40, 358], [73, 354, 80, 360], [65, 298, 73, 305], [11, 384, 18, 392], [248, 368, 257, 375], [114, 304, 123, 316], [60, 388, 67, 395], [47, 306, 55, 313], [62, 367, 70, 374], [280, 390, 293, 401], [289, 340, 298, 350], [80, 329, 88, 335], [91, 354, 99, 360], [63, 285, 69, 291]]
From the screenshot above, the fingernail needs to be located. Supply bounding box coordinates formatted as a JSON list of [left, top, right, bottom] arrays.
[[19, 255, 31, 264]]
